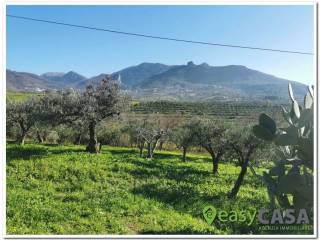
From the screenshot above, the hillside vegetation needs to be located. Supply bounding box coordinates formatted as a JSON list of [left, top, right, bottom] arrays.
[[7, 91, 284, 125]]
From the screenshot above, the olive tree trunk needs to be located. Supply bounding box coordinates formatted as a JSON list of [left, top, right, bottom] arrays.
[[19, 132, 27, 145], [146, 138, 160, 159], [138, 141, 144, 157], [182, 147, 187, 162], [86, 122, 99, 153], [74, 134, 82, 145], [212, 152, 223, 175], [158, 141, 164, 151], [146, 142, 153, 158], [18, 122, 27, 145], [36, 131, 44, 144], [229, 163, 248, 199], [213, 158, 219, 175]]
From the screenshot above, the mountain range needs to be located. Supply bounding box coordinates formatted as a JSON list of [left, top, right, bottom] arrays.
[[6, 62, 308, 102]]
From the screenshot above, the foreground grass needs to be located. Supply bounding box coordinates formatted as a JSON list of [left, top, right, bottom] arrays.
[[6, 144, 307, 235]]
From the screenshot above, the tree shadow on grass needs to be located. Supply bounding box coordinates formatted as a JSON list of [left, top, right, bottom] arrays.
[[6, 144, 86, 162], [6, 145, 49, 162], [133, 182, 222, 218], [48, 148, 86, 155], [126, 158, 211, 184], [125, 156, 267, 221], [107, 148, 137, 155], [41, 143, 60, 147], [153, 150, 213, 163], [132, 180, 267, 225]]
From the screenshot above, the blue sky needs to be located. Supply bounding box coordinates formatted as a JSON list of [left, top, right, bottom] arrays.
[[7, 5, 314, 85]]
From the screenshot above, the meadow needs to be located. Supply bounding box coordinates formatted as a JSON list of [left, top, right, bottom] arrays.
[[7, 143, 272, 235], [6, 84, 314, 235]]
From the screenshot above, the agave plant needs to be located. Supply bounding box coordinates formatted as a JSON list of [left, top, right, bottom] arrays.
[[253, 84, 313, 213]]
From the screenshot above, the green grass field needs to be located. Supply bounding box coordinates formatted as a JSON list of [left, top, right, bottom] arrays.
[[6, 144, 312, 235], [6, 143, 266, 235]]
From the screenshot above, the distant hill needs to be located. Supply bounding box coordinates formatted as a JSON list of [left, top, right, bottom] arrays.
[[134, 61, 307, 101], [112, 62, 172, 87], [7, 69, 56, 91], [74, 73, 109, 89], [6, 62, 308, 102], [75, 63, 171, 89], [41, 71, 87, 88], [41, 72, 65, 78]]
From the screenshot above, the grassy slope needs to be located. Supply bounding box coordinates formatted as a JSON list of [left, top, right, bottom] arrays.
[[7, 144, 273, 235]]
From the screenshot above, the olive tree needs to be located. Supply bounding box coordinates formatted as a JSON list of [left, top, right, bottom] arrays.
[[82, 78, 126, 153], [124, 122, 146, 157], [71, 120, 87, 145], [127, 115, 170, 158], [172, 123, 195, 162], [137, 125, 167, 159], [97, 121, 125, 151], [42, 77, 127, 153], [34, 123, 51, 143], [157, 114, 182, 151], [6, 97, 42, 145], [227, 127, 262, 199], [192, 120, 228, 175]]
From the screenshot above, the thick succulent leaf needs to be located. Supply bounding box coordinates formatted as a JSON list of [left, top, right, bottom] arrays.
[[308, 85, 314, 98], [262, 171, 277, 191], [259, 113, 276, 134], [287, 165, 300, 175], [288, 83, 295, 102], [290, 105, 299, 124], [297, 151, 313, 170], [274, 134, 298, 146], [269, 166, 279, 176], [281, 106, 292, 124], [296, 185, 313, 202], [298, 138, 313, 155], [253, 125, 274, 141], [297, 138, 313, 169], [293, 193, 309, 210], [293, 100, 301, 119], [298, 109, 313, 127], [304, 91, 313, 109], [300, 126, 305, 136], [279, 125, 298, 138], [269, 161, 285, 176], [267, 188, 276, 208], [278, 173, 305, 194]]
